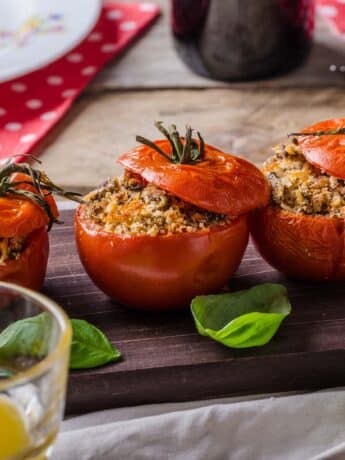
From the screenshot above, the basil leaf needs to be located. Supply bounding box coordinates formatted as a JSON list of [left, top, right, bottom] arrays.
[[70, 319, 121, 369], [0, 314, 121, 370], [191, 283, 291, 348], [0, 313, 52, 360], [0, 368, 13, 378]]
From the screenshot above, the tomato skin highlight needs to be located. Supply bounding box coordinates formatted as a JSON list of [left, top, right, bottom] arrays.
[[75, 206, 249, 310], [251, 206, 345, 281], [0, 228, 49, 290]]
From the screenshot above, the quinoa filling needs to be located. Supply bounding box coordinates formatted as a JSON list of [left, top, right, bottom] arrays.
[[263, 142, 345, 217], [0, 236, 26, 264], [83, 172, 228, 236]]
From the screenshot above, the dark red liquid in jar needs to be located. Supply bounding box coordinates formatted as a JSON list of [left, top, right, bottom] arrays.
[[171, 0, 315, 81]]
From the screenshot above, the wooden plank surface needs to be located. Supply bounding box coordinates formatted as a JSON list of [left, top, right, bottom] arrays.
[[40, 87, 345, 194], [44, 210, 345, 415], [90, 1, 345, 90], [38, 1, 345, 192]]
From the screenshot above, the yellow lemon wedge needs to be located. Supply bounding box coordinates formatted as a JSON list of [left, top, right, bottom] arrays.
[[0, 394, 30, 459]]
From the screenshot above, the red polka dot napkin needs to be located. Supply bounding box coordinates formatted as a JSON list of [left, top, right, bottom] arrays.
[[0, 2, 159, 162], [317, 0, 345, 36]]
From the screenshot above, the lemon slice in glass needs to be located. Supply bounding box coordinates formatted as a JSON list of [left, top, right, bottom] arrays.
[[0, 394, 30, 459]]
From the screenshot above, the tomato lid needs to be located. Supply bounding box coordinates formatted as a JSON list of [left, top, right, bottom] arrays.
[[0, 172, 60, 238], [0, 158, 80, 238], [0, 197, 50, 238], [118, 138, 270, 216], [293, 118, 345, 179]]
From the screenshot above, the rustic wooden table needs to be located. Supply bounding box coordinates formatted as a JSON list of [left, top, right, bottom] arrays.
[[35, 1, 345, 413], [40, 0, 345, 194]]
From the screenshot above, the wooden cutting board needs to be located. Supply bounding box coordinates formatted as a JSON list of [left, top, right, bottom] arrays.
[[44, 209, 345, 415]]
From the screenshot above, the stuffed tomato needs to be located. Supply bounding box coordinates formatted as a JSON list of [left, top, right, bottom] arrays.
[[251, 117, 345, 281], [75, 123, 270, 310], [0, 159, 80, 290]]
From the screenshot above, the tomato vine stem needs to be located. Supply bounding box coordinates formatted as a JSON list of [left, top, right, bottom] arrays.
[[136, 121, 205, 164], [288, 127, 345, 137], [0, 155, 82, 230]]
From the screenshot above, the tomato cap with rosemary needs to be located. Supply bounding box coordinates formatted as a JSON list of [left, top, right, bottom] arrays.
[[118, 122, 270, 216], [0, 156, 81, 290], [289, 118, 345, 180], [0, 158, 82, 238]]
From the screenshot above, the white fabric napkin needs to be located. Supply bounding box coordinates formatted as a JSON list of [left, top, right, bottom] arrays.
[[53, 389, 345, 460]]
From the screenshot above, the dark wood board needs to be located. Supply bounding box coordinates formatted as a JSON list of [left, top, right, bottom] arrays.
[[44, 210, 345, 415]]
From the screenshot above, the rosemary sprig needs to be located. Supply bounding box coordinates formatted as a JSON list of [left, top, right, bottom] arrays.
[[0, 155, 83, 231], [136, 121, 205, 164], [288, 127, 345, 137]]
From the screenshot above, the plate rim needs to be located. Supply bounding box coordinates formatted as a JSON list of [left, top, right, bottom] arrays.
[[0, 0, 102, 83]]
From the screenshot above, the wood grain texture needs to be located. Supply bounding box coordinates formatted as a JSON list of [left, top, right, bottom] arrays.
[[45, 210, 345, 415], [37, 1, 345, 193], [40, 87, 345, 193], [90, 1, 345, 90]]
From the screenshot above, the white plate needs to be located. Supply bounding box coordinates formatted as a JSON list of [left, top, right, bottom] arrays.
[[0, 0, 101, 83]]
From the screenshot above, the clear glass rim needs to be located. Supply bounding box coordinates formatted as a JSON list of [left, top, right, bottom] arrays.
[[0, 282, 72, 391]]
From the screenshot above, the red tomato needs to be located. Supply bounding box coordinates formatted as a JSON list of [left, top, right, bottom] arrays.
[[76, 137, 270, 310], [0, 228, 49, 290], [0, 172, 58, 289], [0, 197, 50, 239], [251, 206, 345, 281], [10, 172, 59, 222], [251, 117, 345, 281], [298, 118, 345, 179], [75, 206, 249, 310], [118, 140, 270, 215]]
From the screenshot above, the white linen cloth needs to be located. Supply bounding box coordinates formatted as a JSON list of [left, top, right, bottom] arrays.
[[53, 389, 345, 460]]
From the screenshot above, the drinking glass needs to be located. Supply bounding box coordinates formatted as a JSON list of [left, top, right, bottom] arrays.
[[0, 282, 71, 460]]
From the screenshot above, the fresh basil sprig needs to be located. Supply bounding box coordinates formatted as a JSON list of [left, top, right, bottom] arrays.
[[0, 368, 13, 378], [191, 283, 291, 348], [70, 319, 121, 369], [0, 313, 53, 360], [0, 314, 121, 371]]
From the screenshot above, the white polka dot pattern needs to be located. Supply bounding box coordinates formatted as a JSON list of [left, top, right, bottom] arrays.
[[40, 112, 57, 121], [318, 5, 338, 16], [62, 89, 77, 98], [67, 53, 83, 63], [119, 21, 137, 31], [26, 99, 42, 109], [140, 3, 156, 12], [81, 66, 96, 76], [5, 123, 22, 131], [0, 4, 160, 162], [101, 43, 117, 53], [107, 10, 123, 20], [20, 134, 37, 143], [88, 32, 103, 42], [11, 83, 27, 93], [47, 76, 64, 86]]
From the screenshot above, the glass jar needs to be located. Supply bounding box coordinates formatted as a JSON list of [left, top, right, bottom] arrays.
[[171, 0, 315, 81]]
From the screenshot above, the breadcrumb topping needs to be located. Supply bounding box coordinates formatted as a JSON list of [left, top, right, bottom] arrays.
[[83, 172, 228, 236], [263, 142, 345, 217], [0, 236, 26, 264]]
